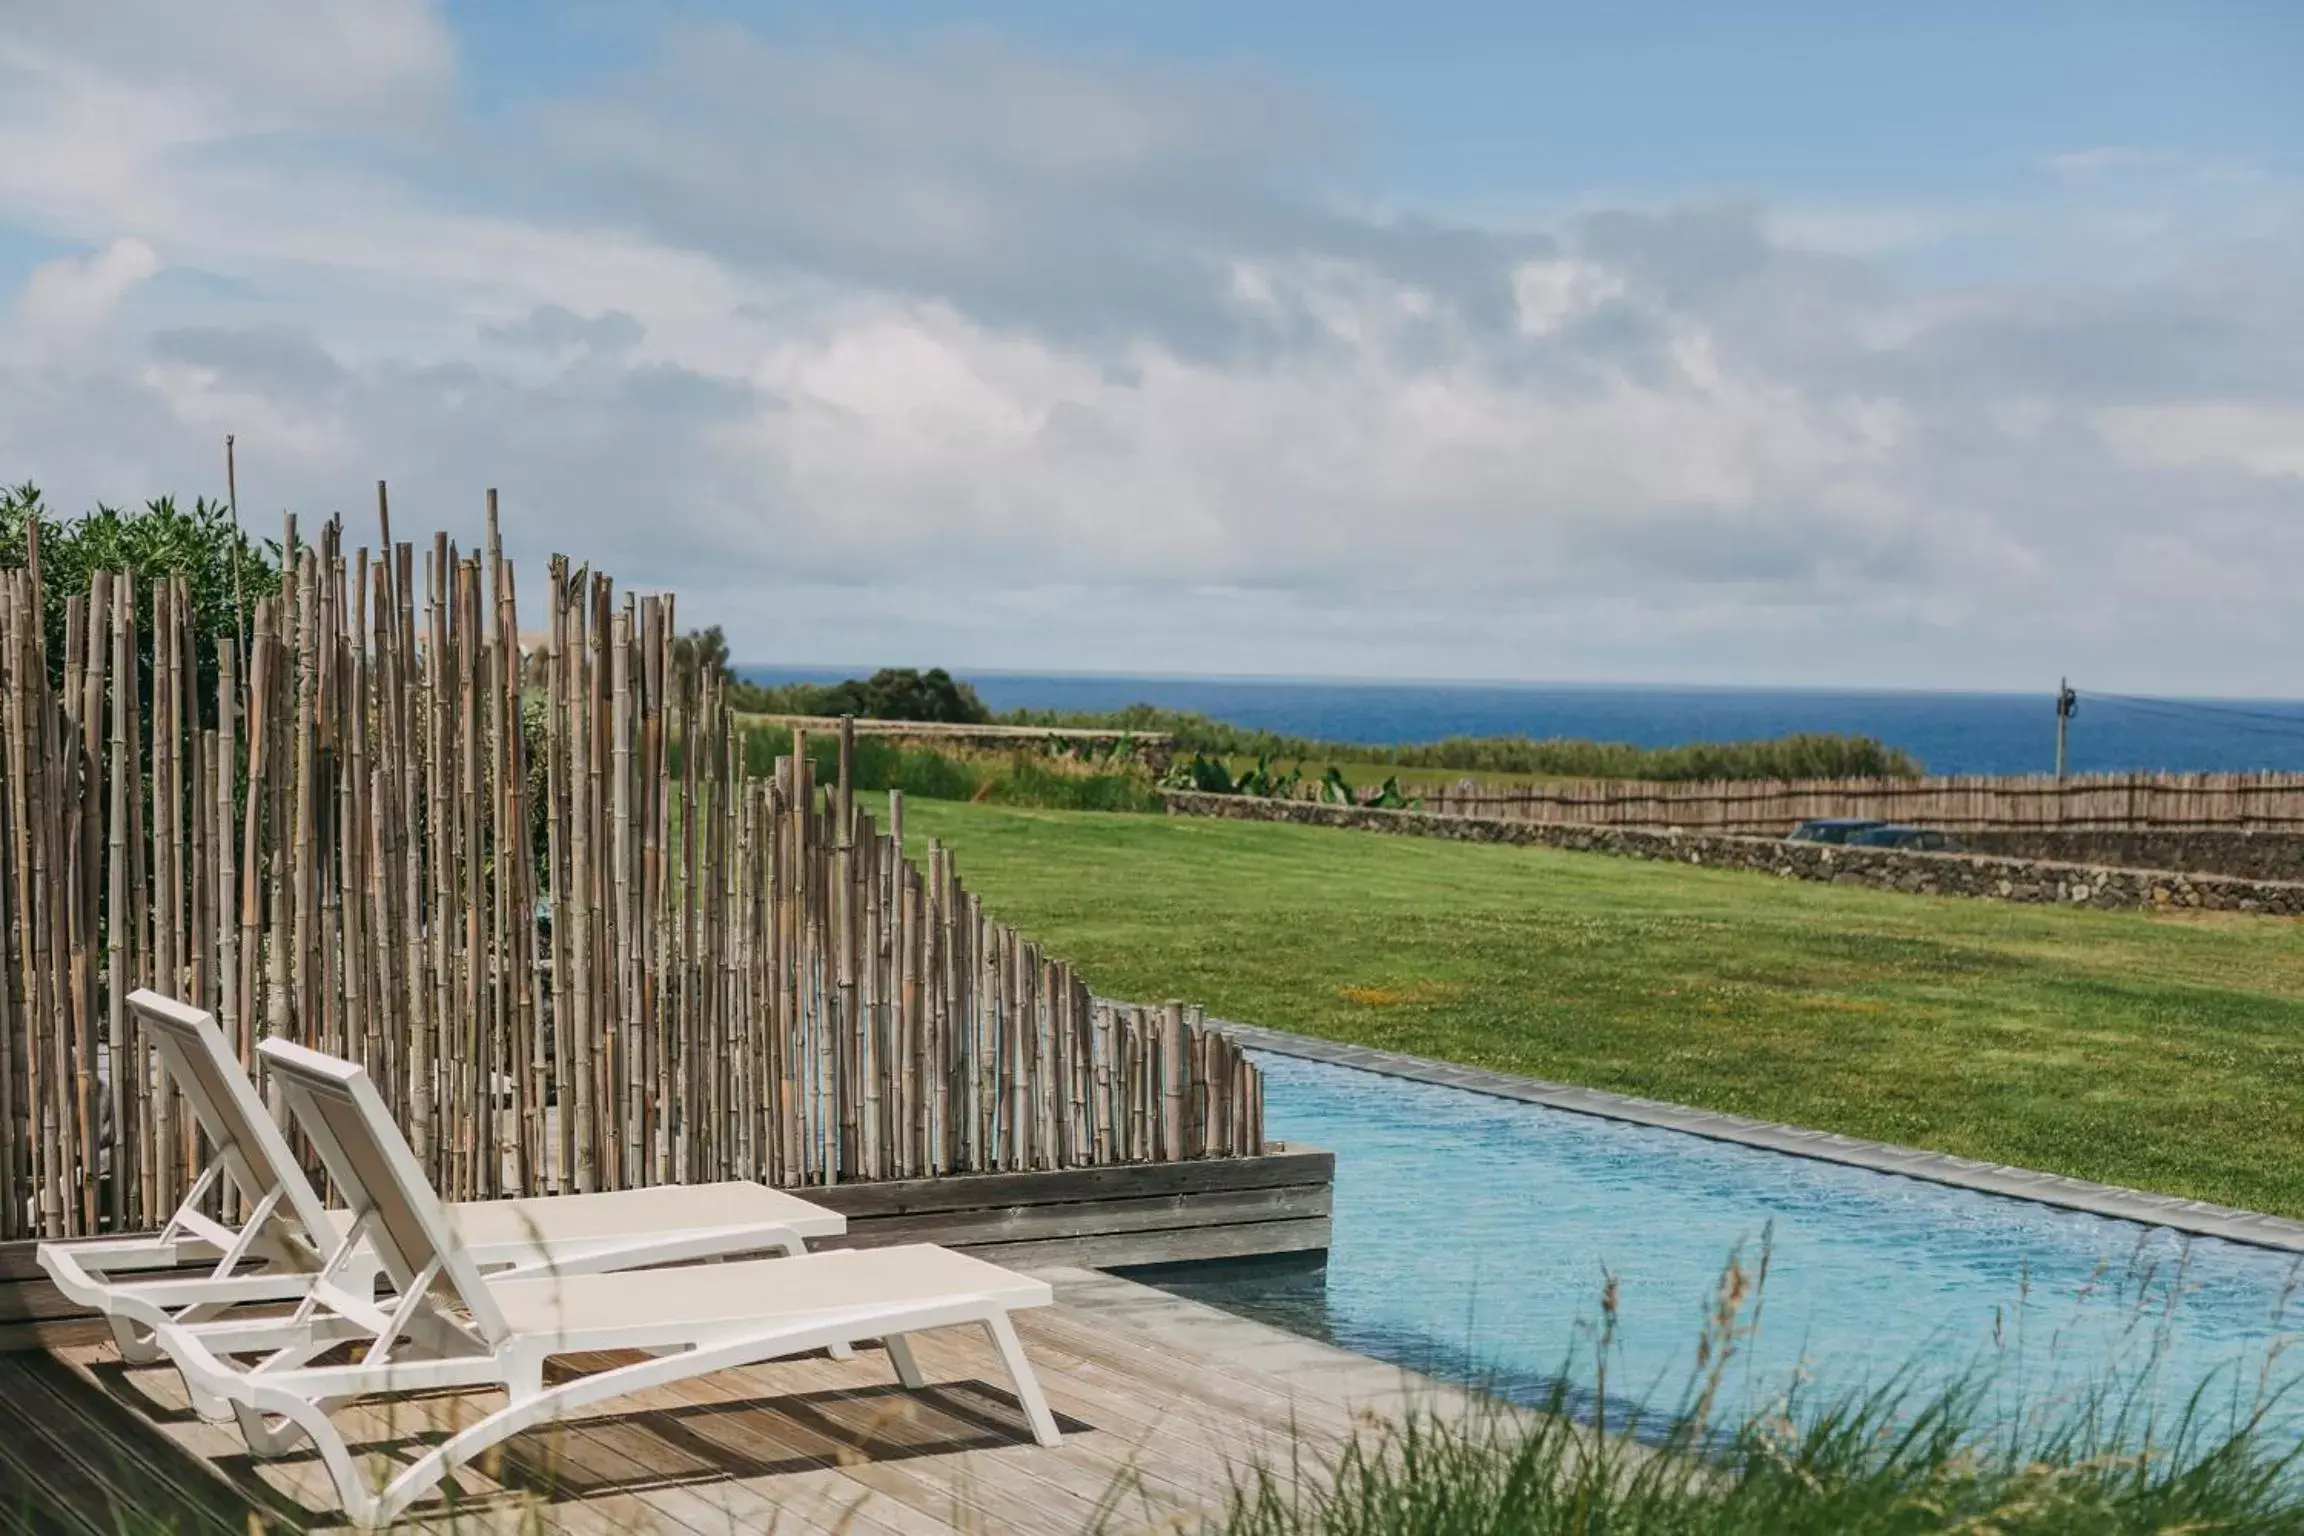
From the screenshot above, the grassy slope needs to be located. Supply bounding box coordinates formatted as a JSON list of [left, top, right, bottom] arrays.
[[897, 799, 2304, 1218]]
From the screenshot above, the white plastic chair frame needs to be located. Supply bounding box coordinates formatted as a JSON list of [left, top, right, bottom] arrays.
[[150, 1039, 1058, 1529], [40, 991, 846, 1376]]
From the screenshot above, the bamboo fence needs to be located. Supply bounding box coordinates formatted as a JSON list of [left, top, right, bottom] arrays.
[[1412, 773, 2304, 833], [0, 501, 1262, 1242]]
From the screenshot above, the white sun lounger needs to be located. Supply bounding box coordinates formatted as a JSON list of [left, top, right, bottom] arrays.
[[39, 990, 846, 1367], [150, 1038, 1058, 1529]]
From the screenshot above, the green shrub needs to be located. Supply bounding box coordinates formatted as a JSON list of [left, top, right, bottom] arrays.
[[1016, 702, 1922, 782], [0, 481, 281, 719], [724, 727, 1162, 812], [986, 757, 1163, 813]]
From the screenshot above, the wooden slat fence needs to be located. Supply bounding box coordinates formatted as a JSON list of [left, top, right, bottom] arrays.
[[0, 503, 1262, 1242], [1413, 772, 2304, 833]]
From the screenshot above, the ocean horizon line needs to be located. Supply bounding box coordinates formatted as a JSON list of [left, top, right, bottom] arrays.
[[731, 666, 2304, 709]]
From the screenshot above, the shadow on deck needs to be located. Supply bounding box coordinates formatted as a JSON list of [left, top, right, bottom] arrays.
[[0, 1266, 1457, 1536]]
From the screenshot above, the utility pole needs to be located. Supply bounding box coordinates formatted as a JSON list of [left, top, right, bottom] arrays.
[[2054, 678, 2078, 779]]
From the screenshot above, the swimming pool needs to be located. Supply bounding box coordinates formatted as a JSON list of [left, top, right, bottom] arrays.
[[1139, 1051, 2304, 1443]]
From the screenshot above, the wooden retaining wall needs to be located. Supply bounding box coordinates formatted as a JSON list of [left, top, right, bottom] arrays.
[[1410, 770, 2304, 833], [0, 1146, 1331, 1351]]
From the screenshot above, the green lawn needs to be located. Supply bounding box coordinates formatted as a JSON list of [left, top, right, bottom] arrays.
[[893, 799, 2304, 1219]]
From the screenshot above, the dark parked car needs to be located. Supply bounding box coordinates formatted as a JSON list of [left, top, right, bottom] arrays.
[[1848, 824, 1961, 853], [1785, 818, 1886, 845]]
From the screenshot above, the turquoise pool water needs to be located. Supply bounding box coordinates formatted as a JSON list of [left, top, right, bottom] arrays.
[[1140, 1052, 2304, 1444]]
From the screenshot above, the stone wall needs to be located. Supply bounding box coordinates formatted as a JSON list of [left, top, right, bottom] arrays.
[[1954, 829, 2304, 883], [1163, 792, 2304, 916]]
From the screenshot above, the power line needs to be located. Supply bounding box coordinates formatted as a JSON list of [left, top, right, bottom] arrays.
[[2080, 690, 2304, 730], [2075, 691, 2304, 744]]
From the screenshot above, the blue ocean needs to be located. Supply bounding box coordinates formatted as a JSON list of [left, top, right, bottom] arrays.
[[735, 669, 2304, 778]]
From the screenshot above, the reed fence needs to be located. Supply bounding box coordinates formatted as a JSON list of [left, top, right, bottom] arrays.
[[0, 498, 1261, 1242], [1412, 772, 2304, 833]]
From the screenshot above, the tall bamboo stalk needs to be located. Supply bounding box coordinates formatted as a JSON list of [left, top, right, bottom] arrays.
[[0, 516, 1264, 1237]]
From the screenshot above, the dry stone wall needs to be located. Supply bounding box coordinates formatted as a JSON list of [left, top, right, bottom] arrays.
[[1955, 829, 2304, 883], [1163, 792, 2304, 916]]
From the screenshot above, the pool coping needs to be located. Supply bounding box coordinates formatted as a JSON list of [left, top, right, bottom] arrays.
[[1212, 1020, 2304, 1257]]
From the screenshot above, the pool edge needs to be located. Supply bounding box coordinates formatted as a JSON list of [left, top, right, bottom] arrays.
[[1216, 1021, 2304, 1257]]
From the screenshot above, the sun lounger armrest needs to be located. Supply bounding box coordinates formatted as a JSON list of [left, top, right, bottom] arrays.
[[35, 1243, 116, 1315], [35, 1237, 227, 1306], [35, 1241, 263, 1339]]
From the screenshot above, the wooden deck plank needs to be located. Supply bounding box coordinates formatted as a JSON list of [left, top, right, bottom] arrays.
[[0, 1269, 1486, 1535], [765, 1347, 1200, 1536], [1013, 1310, 1368, 1441], [69, 1351, 375, 1530], [556, 1351, 980, 1536], [881, 1324, 1260, 1483], [889, 1328, 1273, 1502], [541, 1347, 1022, 1536], [649, 1354, 1089, 1536], [29, 1345, 322, 1534]]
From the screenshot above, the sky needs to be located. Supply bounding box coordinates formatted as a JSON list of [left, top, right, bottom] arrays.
[[0, 2, 2299, 693]]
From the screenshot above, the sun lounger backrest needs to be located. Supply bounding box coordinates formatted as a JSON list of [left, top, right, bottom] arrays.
[[126, 990, 338, 1251], [257, 1039, 512, 1344]]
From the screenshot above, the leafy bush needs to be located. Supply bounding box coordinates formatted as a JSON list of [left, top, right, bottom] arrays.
[[726, 726, 1157, 812], [0, 481, 281, 714], [985, 757, 1164, 813], [1161, 754, 1421, 810]]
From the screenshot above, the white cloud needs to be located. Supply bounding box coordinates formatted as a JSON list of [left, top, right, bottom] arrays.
[[1765, 206, 1980, 256], [1511, 260, 1624, 336], [13, 237, 159, 341], [0, 7, 2296, 692], [0, 0, 452, 132], [2096, 403, 2304, 480]]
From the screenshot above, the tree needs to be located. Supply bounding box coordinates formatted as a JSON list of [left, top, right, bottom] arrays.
[[818, 667, 992, 724], [722, 663, 994, 724]]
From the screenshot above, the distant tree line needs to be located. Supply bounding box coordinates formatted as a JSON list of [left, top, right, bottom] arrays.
[[668, 631, 1920, 781]]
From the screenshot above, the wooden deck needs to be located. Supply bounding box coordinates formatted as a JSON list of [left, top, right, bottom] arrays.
[[0, 1266, 1469, 1535]]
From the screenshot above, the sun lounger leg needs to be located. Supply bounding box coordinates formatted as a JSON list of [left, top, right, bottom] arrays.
[[108, 1316, 165, 1365], [884, 1333, 926, 1389], [108, 1294, 233, 1367], [233, 1401, 314, 1458], [982, 1314, 1060, 1447]]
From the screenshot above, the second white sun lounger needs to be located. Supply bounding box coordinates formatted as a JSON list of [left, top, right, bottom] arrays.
[[40, 990, 846, 1366], [152, 1038, 1058, 1529]]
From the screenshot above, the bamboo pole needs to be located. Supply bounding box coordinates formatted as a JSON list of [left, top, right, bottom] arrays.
[[1, 514, 1265, 1233]]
